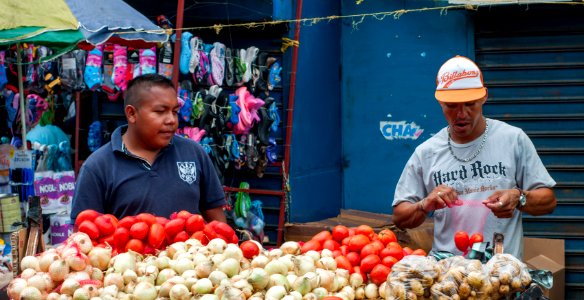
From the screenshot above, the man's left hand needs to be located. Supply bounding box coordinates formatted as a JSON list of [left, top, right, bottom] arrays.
[[482, 189, 520, 218]]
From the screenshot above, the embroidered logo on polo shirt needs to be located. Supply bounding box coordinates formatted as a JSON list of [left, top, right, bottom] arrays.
[[177, 162, 197, 184]]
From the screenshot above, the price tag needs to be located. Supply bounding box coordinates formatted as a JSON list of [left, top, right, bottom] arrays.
[[10, 150, 33, 169]]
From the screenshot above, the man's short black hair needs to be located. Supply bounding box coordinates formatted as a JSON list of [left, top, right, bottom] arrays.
[[124, 74, 175, 108]]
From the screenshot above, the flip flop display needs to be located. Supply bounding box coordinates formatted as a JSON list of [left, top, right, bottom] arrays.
[[179, 31, 193, 75]]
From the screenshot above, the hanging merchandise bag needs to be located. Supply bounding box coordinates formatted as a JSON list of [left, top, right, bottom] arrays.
[[59, 50, 86, 90]]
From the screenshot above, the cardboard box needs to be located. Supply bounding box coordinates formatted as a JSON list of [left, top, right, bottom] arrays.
[[523, 237, 565, 300]]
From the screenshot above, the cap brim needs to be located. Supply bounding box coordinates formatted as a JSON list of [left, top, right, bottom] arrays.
[[435, 87, 487, 103]]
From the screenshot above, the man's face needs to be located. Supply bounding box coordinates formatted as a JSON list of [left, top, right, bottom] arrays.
[[128, 85, 179, 150], [439, 97, 487, 143]]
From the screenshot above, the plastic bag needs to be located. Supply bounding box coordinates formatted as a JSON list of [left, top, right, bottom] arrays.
[[432, 256, 492, 299], [385, 255, 441, 299], [485, 253, 532, 298]]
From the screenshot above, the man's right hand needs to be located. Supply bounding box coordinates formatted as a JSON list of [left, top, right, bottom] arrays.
[[421, 185, 463, 212]]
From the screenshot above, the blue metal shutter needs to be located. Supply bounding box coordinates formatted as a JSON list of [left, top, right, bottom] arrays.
[[475, 4, 584, 299]]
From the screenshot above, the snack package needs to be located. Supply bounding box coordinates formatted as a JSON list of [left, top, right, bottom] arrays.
[[485, 253, 532, 299], [385, 255, 441, 300], [432, 256, 492, 300]]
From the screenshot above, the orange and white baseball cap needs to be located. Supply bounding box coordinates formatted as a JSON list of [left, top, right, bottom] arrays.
[[435, 55, 487, 103]]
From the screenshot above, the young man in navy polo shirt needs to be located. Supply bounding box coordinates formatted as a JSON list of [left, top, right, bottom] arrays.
[[71, 74, 226, 222]]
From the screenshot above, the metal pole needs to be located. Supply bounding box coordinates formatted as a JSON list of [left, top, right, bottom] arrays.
[[16, 44, 27, 149], [171, 0, 185, 88]]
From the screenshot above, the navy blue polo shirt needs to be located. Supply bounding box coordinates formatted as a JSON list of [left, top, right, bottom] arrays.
[[71, 126, 225, 220]]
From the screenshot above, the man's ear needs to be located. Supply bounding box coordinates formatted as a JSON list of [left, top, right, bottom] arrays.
[[126, 105, 137, 123]]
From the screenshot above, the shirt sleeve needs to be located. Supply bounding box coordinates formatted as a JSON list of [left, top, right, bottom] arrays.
[[198, 150, 226, 211], [71, 163, 106, 221], [393, 151, 427, 207], [515, 130, 556, 190]]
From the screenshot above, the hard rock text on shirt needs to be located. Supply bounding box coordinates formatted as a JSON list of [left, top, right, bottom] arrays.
[[433, 160, 507, 186]]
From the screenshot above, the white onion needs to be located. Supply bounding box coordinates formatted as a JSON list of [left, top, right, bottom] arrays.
[[103, 273, 124, 290], [247, 268, 269, 290], [265, 260, 288, 275], [208, 271, 228, 287], [7, 277, 27, 300], [20, 256, 40, 272], [169, 283, 191, 300], [192, 278, 213, 295], [46, 292, 61, 300], [171, 257, 195, 275], [69, 232, 93, 254], [60, 278, 81, 295], [66, 271, 90, 282], [218, 258, 240, 278], [303, 293, 318, 300], [251, 254, 269, 268], [199, 294, 219, 300], [268, 248, 283, 260], [49, 259, 69, 282], [18, 286, 42, 300], [156, 268, 177, 285], [65, 252, 88, 272], [304, 251, 320, 262], [210, 253, 225, 266], [19, 268, 37, 280], [100, 285, 118, 298], [223, 244, 243, 261], [292, 276, 311, 295], [181, 269, 197, 279], [341, 286, 356, 300], [122, 269, 138, 285], [349, 272, 363, 288], [312, 287, 328, 299], [194, 261, 213, 278], [155, 256, 171, 270], [184, 277, 197, 290], [379, 282, 388, 299], [354, 287, 365, 299], [26, 273, 47, 292], [320, 249, 334, 258], [294, 256, 316, 275], [280, 241, 301, 255], [112, 252, 136, 274], [316, 257, 337, 270], [268, 274, 290, 290], [90, 267, 103, 281], [364, 283, 378, 299], [39, 251, 59, 272], [132, 282, 157, 300], [316, 269, 334, 291], [88, 246, 112, 271], [278, 255, 295, 273], [207, 238, 227, 254], [265, 285, 287, 300]]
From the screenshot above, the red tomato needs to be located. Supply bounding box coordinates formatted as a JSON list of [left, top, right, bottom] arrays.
[[240, 240, 260, 259], [155, 217, 169, 226], [301, 239, 322, 253], [360, 254, 381, 274], [113, 227, 130, 250], [312, 230, 333, 244], [323, 297, 344, 300], [129, 222, 149, 240], [229, 233, 239, 244], [103, 214, 119, 228], [402, 247, 414, 256], [353, 266, 368, 284], [94, 215, 116, 237], [75, 210, 101, 227], [118, 216, 137, 230], [78, 220, 100, 240], [185, 214, 205, 234], [387, 245, 404, 260], [211, 221, 235, 240], [332, 225, 350, 243], [191, 231, 209, 245], [335, 255, 352, 271], [339, 245, 349, 256], [98, 234, 115, 247], [370, 240, 385, 251], [125, 239, 145, 254], [347, 234, 370, 252], [470, 233, 484, 246], [322, 239, 340, 251], [332, 250, 342, 258], [173, 231, 190, 243], [360, 243, 380, 258], [176, 210, 193, 220], [411, 249, 427, 256], [377, 229, 397, 246], [164, 218, 186, 238], [354, 225, 375, 238], [136, 213, 157, 225], [454, 231, 470, 252], [148, 223, 165, 249], [381, 255, 398, 268], [346, 251, 361, 267], [379, 247, 392, 259], [370, 264, 391, 286], [203, 224, 218, 241]]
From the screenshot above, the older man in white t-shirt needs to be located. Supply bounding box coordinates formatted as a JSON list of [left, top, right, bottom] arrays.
[[392, 55, 557, 258]]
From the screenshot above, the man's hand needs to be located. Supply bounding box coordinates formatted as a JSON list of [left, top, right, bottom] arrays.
[[202, 206, 227, 223], [421, 185, 463, 213], [482, 189, 520, 218]]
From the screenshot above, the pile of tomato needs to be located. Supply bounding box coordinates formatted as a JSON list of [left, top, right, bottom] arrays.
[[299, 225, 427, 286], [74, 209, 238, 255]]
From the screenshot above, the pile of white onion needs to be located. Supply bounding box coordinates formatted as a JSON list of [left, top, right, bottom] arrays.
[[8, 236, 389, 300]]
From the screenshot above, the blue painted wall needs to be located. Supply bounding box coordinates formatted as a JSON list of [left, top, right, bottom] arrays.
[[288, 1, 343, 222], [340, 1, 472, 214]]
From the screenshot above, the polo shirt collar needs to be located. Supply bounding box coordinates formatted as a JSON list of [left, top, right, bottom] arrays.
[[110, 125, 175, 154]]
